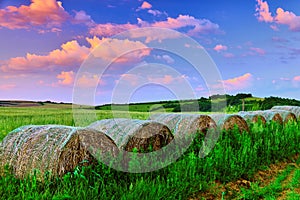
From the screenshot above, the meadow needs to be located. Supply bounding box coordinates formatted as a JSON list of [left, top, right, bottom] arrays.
[[1, 106, 300, 199]]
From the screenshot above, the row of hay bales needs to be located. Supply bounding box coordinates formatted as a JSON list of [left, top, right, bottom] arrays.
[[1, 106, 299, 180]]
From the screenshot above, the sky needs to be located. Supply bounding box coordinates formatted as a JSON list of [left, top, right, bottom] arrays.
[[0, 0, 300, 104]]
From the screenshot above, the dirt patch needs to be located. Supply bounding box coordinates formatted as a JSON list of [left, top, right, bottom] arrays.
[[189, 154, 300, 200]]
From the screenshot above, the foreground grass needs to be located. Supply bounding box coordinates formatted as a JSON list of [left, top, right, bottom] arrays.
[[0, 107, 300, 199]]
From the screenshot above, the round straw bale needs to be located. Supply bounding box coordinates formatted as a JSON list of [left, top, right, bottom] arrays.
[[251, 110, 283, 124], [238, 111, 267, 125], [0, 125, 118, 180], [271, 106, 300, 119], [88, 119, 173, 152], [272, 110, 297, 123], [149, 113, 217, 136], [209, 114, 249, 133]]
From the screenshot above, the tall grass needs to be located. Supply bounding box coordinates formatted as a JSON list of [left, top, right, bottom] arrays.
[[0, 107, 300, 199]]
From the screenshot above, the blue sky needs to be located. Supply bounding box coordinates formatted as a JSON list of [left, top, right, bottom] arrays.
[[0, 0, 300, 104]]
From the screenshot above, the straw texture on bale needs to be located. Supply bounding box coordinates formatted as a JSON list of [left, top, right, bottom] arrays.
[[149, 113, 217, 136], [238, 111, 267, 125], [88, 119, 173, 152], [251, 110, 283, 124], [0, 125, 118, 180], [271, 110, 297, 123], [209, 114, 249, 133], [271, 106, 300, 119]]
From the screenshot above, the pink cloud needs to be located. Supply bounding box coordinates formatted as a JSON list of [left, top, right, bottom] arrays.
[[255, 0, 273, 22], [89, 23, 138, 37], [0, 0, 69, 30], [57, 71, 75, 86], [0, 37, 151, 73], [89, 15, 222, 38], [222, 73, 253, 91], [154, 55, 175, 64], [140, 1, 152, 9], [119, 74, 141, 86], [1, 36, 150, 73], [87, 37, 151, 63], [0, 84, 16, 90], [151, 15, 222, 36], [250, 47, 266, 55], [118, 74, 188, 86], [195, 85, 205, 91], [148, 75, 187, 85], [55, 71, 105, 88], [293, 76, 300, 82], [214, 44, 228, 52], [275, 8, 300, 31], [148, 10, 166, 16], [77, 74, 103, 88], [1, 40, 89, 72], [270, 24, 279, 31], [73, 10, 94, 27], [255, 0, 300, 32]]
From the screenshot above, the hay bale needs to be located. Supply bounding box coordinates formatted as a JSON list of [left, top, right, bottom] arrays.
[[149, 113, 217, 136], [238, 111, 267, 125], [272, 110, 297, 123], [271, 106, 300, 119], [209, 114, 249, 133], [88, 119, 173, 152], [0, 125, 118, 180], [251, 110, 283, 124]]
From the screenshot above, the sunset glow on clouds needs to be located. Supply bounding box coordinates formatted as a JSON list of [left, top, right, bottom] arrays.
[[0, 0, 69, 31], [214, 44, 228, 52], [222, 73, 253, 92], [255, 0, 300, 31], [0, 0, 300, 103]]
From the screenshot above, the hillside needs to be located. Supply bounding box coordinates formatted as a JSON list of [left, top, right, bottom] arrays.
[[0, 100, 72, 108], [96, 93, 300, 112], [2, 93, 300, 112]]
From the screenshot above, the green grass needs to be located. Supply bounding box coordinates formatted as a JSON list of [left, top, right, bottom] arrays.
[[1, 107, 300, 199]]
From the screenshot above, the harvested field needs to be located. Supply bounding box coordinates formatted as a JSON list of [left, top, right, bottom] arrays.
[[209, 114, 249, 133], [88, 119, 173, 152], [0, 125, 118, 180]]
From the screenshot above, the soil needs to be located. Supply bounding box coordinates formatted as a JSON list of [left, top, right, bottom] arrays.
[[189, 154, 300, 200]]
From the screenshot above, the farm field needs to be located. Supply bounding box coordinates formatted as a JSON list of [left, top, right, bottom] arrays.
[[1, 106, 300, 199]]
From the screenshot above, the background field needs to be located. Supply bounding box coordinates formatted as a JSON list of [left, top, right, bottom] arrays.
[[1, 95, 300, 199]]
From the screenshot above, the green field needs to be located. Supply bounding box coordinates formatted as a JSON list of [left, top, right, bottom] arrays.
[[1, 106, 300, 199]]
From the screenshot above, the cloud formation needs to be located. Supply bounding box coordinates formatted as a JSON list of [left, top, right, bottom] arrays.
[[73, 10, 94, 26], [87, 36, 151, 63], [0, 84, 16, 90], [250, 47, 266, 55], [214, 44, 228, 52], [222, 73, 253, 91], [150, 15, 222, 36], [119, 73, 188, 86], [0, 36, 151, 73], [1, 40, 89, 72], [57, 71, 74, 86], [140, 1, 152, 10], [89, 23, 138, 37], [255, 0, 273, 22], [0, 0, 69, 30], [255, 0, 300, 31], [293, 76, 300, 82], [89, 15, 222, 38]]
